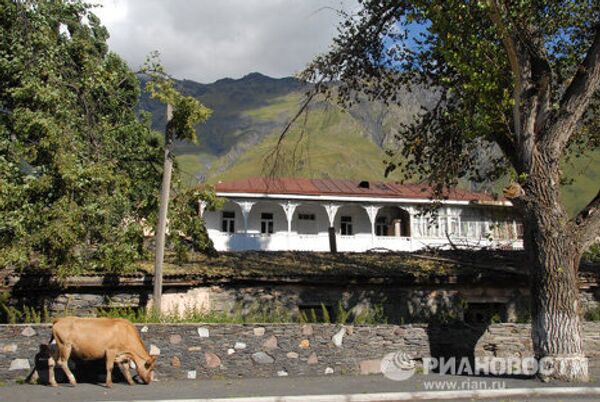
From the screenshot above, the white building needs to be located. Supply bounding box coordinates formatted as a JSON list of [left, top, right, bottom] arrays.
[[202, 177, 523, 252]]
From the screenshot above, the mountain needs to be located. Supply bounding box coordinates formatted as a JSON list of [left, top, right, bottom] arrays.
[[137, 73, 599, 216]]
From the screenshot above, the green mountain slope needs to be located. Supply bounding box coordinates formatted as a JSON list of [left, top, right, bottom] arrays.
[[138, 73, 599, 217], [208, 102, 402, 182]]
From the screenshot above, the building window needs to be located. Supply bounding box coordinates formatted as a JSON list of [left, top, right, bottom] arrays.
[[298, 213, 315, 221], [260, 212, 274, 234], [340, 216, 353, 235], [221, 211, 235, 233], [375, 216, 388, 236]]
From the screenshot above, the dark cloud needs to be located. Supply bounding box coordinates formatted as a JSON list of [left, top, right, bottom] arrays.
[[95, 0, 357, 83]]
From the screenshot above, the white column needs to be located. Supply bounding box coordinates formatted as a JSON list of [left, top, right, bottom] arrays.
[[324, 203, 340, 228], [198, 200, 207, 218], [281, 201, 299, 234], [363, 205, 381, 244], [237, 200, 255, 233], [279, 201, 300, 250]]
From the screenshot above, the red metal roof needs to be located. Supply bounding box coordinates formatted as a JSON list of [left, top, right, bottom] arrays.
[[214, 177, 504, 203]]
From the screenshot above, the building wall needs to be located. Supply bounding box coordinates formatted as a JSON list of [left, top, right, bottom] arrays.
[[292, 203, 330, 234]]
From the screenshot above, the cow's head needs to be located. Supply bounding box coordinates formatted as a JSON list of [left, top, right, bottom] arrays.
[[139, 356, 157, 384]]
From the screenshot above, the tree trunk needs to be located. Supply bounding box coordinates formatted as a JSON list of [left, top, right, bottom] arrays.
[[524, 174, 588, 382]]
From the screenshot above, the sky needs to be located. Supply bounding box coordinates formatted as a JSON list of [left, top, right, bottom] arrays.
[[94, 0, 358, 83]]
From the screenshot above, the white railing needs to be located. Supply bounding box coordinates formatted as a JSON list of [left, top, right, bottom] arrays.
[[208, 231, 523, 252]]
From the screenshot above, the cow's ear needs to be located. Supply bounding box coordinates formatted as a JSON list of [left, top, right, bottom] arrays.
[[145, 356, 157, 369]]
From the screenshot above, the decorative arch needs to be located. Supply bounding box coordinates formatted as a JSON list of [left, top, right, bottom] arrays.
[[375, 206, 411, 237]]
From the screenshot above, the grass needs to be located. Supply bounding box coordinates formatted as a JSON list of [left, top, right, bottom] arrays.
[[0, 297, 389, 325], [97, 302, 387, 325], [135, 250, 472, 278], [96, 304, 296, 324], [243, 93, 303, 121], [174, 151, 217, 187], [209, 104, 406, 183]]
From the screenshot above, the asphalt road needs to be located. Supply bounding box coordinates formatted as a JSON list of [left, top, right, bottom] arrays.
[[2, 372, 600, 402]]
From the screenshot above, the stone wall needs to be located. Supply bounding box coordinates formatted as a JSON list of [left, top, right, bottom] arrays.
[[2, 322, 600, 383], [7, 282, 533, 324]]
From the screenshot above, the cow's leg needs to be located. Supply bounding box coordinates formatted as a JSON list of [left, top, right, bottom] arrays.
[[47, 354, 57, 387], [57, 344, 76, 386], [105, 350, 117, 388], [117, 359, 134, 385]]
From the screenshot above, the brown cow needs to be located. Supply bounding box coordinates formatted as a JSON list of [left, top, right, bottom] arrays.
[[47, 316, 157, 387]]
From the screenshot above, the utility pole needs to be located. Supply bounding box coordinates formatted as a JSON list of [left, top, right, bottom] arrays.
[[153, 103, 173, 314]]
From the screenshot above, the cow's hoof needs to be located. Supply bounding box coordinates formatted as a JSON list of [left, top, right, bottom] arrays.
[[49, 383, 58, 388]]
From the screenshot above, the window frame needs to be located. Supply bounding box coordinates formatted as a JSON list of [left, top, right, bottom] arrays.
[[375, 216, 388, 236], [260, 212, 274, 235], [221, 211, 235, 233], [340, 215, 353, 236]]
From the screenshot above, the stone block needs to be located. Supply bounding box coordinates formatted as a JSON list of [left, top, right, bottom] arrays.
[[359, 359, 382, 375], [299, 339, 310, 349], [332, 327, 346, 348], [149, 344, 160, 356], [170, 334, 182, 345], [302, 324, 313, 336], [204, 352, 221, 368], [21, 327, 36, 337], [262, 335, 278, 350], [286, 352, 299, 359], [252, 352, 274, 364], [253, 327, 265, 337], [171, 356, 181, 368], [307, 352, 318, 365], [2, 343, 17, 353], [9, 359, 30, 371], [197, 327, 210, 338]]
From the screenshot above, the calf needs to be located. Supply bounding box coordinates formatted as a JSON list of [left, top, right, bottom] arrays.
[[47, 316, 157, 387]]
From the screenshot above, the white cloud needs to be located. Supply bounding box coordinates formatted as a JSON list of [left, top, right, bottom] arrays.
[[93, 0, 357, 83]]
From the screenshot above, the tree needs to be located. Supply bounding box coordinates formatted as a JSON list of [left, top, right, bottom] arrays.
[[141, 56, 212, 311], [0, 0, 214, 277], [298, 0, 600, 381]]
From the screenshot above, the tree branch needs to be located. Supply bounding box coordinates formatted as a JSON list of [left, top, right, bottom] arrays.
[[542, 26, 600, 160], [487, 0, 522, 142], [573, 187, 600, 250]]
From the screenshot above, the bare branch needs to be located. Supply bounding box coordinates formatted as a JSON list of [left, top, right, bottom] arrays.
[[262, 90, 317, 178], [487, 0, 522, 142], [542, 27, 600, 160]]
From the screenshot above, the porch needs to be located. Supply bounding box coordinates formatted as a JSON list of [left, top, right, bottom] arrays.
[[202, 198, 522, 252]]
